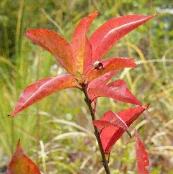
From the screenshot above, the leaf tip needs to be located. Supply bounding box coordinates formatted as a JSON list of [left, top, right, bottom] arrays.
[[127, 58, 137, 68], [8, 110, 16, 117], [25, 29, 33, 38], [15, 139, 23, 153], [89, 11, 99, 18], [9, 110, 17, 117], [25, 28, 39, 42]]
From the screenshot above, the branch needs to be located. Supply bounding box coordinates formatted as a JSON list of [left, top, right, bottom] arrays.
[[82, 84, 111, 174]]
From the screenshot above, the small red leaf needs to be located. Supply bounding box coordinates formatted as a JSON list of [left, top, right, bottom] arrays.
[[6, 141, 41, 174], [93, 112, 131, 136], [71, 12, 98, 74], [135, 132, 150, 174], [88, 71, 116, 86], [86, 57, 136, 81], [26, 29, 74, 73], [90, 15, 153, 62], [11, 74, 77, 116], [93, 120, 114, 130], [100, 105, 148, 153], [88, 77, 141, 105], [113, 112, 131, 137]]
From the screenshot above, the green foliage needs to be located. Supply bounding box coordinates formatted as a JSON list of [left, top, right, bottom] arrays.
[[0, 0, 173, 173]]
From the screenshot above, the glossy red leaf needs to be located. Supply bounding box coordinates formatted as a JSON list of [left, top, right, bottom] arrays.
[[86, 57, 136, 82], [88, 71, 116, 86], [107, 80, 141, 105], [93, 112, 131, 136], [71, 12, 98, 74], [26, 29, 74, 73], [90, 15, 153, 62], [113, 112, 130, 133], [6, 141, 41, 174], [135, 132, 150, 174], [11, 74, 77, 116], [88, 77, 141, 105], [93, 120, 114, 130], [99, 105, 147, 153]]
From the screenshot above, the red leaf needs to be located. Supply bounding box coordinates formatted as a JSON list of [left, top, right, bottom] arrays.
[[135, 132, 150, 174], [93, 112, 130, 136], [11, 74, 77, 116], [88, 77, 141, 105], [90, 15, 153, 62], [89, 71, 116, 86], [113, 112, 131, 137], [6, 141, 41, 174], [93, 120, 114, 130], [26, 29, 74, 73], [93, 112, 131, 137], [86, 57, 136, 82], [71, 12, 98, 74], [99, 105, 148, 153]]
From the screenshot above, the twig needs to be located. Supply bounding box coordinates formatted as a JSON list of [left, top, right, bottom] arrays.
[[81, 84, 110, 174]]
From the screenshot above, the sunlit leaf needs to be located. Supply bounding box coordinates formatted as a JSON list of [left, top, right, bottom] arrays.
[[11, 74, 78, 116], [90, 15, 153, 62], [99, 105, 148, 153], [71, 12, 98, 74], [6, 141, 41, 174], [93, 112, 131, 136], [93, 120, 113, 130], [88, 71, 116, 86], [26, 29, 74, 73], [88, 77, 141, 105], [86, 57, 136, 81]]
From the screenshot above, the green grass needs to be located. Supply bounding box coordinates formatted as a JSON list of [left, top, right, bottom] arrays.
[[0, 0, 173, 173]]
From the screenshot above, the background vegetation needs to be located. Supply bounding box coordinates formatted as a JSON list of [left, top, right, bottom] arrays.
[[0, 0, 173, 173]]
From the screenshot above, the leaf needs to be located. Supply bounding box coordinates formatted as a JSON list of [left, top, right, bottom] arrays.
[[89, 71, 116, 86], [88, 78, 141, 105], [26, 29, 74, 73], [99, 105, 148, 153], [71, 12, 98, 74], [6, 141, 41, 174], [86, 57, 136, 82], [93, 112, 131, 137], [93, 120, 113, 130], [90, 15, 153, 62], [135, 132, 150, 174], [113, 112, 131, 137], [11, 74, 77, 116], [93, 112, 129, 131]]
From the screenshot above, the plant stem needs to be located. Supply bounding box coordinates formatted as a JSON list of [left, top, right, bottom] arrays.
[[82, 85, 111, 174]]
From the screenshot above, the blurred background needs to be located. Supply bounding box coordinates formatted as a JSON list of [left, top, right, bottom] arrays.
[[0, 0, 173, 173]]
